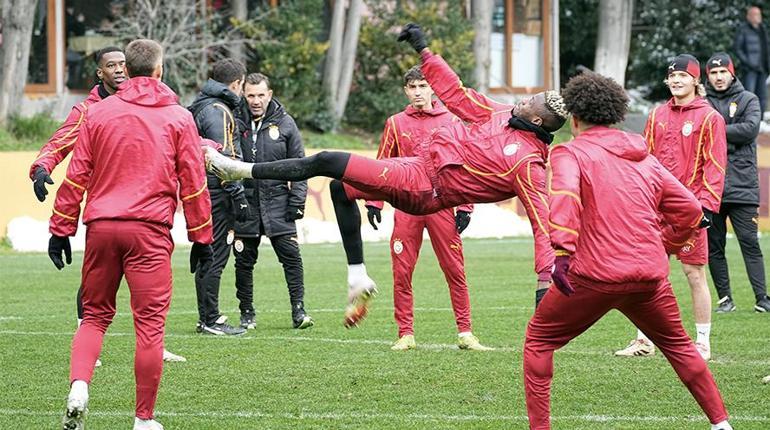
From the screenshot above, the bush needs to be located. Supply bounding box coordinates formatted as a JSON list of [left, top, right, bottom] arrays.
[[239, 0, 332, 131], [0, 114, 59, 152], [346, 1, 476, 133]]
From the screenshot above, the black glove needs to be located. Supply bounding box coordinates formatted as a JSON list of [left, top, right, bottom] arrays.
[[48, 235, 72, 270], [699, 208, 713, 229], [366, 205, 381, 230], [455, 210, 471, 234], [33, 167, 54, 202], [232, 193, 251, 222], [397, 23, 428, 53], [285, 205, 304, 222], [535, 288, 548, 308], [190, 242, 213, 277]]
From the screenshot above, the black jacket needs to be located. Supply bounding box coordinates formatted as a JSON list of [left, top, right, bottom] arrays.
[[235, 98, 307, 237], [706, 78, 761, 205], [734, 21, 770, 74], [188, 79, 244, 195]]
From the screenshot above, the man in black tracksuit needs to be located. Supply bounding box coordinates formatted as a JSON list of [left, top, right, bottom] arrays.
[[233, 73, 313, 329], [734, 5, 770, 115], [705, 52, 770, 313], [188, 59, 249, 335]]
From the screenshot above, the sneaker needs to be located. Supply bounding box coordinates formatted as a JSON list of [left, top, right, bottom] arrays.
[[240, 312, 256, 330], [134, 417, 164, 430], [715, 296, 736, 313], [195, 321, 204, 333], [201, 315, 246, 336], [614, 339, 655, 357], [391, 334, 416, 351], [62, 382, 88, 430], [291, 301, 314, 329], [457, 333, 494, 351], [162, 349, 187, 363], [344, 279, 378, 328], [762, 375, 770, 384], [696, 341, 711, 361], [755, 296, 770, 313]]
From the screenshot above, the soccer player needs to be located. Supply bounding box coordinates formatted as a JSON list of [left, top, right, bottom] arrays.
[[616, 54, 727, 360], [49, 39, 214, 430], [703, 52, 770, 313], [524, 70, 732, 430], [204, 23, 567, 328], [29, 46, 187, 364], [367, 65, 488, 351], [188, 59, 249, 336]]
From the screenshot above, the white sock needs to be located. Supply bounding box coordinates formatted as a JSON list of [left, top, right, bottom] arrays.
[[636, 329, 651, 344], [696, 323, 711, 345], [77, 318, 83, 328], [711, 420, 732, 430], [69, 380, 88, 400], [347, 263, 368, 286], [458, 331, 473, 338]]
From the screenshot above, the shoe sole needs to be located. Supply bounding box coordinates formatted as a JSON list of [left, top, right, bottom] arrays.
[[294, 318, 314, 330], [344, 288, 378, 328], [62, 405, 86, 430], [201, 327, 246, 336], [614, 350, 655, 357], [240, 323, 256, 330], [754, 305, 769, 312]]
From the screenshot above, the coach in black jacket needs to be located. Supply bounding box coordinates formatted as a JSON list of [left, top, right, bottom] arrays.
[[188, 59, 249, 335], [233, 73, 313, 329], [704, 52, 770, 313], [734, 6, 770, 114]]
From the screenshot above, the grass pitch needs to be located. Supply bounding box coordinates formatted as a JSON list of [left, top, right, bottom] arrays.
[[1, 237, 769, 429]]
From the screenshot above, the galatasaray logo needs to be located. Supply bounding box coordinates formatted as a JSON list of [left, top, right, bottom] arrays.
[[681, 121, 694, 137], [269, 125, 280, 140], [393, 239, 404, 255], [729, 102, 737, 118], [234, 239, 244, 253], [503, 143, 520, 156]]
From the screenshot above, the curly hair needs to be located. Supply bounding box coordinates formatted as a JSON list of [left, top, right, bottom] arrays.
[[562, 72, 628, 126]]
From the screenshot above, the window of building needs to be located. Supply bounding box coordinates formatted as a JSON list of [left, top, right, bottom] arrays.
[[26, 0, 56, 92], [63, 0, 123, 90], [490, 0, 551, 93]]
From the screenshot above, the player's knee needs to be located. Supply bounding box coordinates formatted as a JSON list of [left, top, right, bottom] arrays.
[[329, 179, 347, 201]]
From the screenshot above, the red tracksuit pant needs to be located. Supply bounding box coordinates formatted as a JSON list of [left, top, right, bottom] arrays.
[[523, 277, 728, 430], [70, 220, 174, 420], [391, 209, 471, 337]]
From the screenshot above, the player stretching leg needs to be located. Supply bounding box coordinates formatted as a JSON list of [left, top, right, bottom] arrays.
[[206, 24, 567, 329]]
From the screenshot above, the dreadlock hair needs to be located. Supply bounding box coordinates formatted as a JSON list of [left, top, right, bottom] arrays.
[[562, 72, 628, 126]]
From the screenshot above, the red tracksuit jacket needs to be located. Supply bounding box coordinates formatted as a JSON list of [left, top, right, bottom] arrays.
[[30, 85, 103, 178], [420, 51, 554, 276], [366, 101, 472, 213], [644, 97, 727, 212], [49, 77, 213, 244], [550, 127, 702, 285]]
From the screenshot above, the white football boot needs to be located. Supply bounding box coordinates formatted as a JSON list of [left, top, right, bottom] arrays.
[[134, 417, 164, 430], [162, 349, 187, 363], [614, 339, 655, 357], [62, 380, 88, 430]]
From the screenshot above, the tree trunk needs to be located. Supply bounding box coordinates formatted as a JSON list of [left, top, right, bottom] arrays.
[[0, 0, 38, 125], [472, 0, 492, 92], [231, 0, 248, 64], [334, 0, 363, 121], [594, 0, 633, 86], [322, 0, 345, 128]]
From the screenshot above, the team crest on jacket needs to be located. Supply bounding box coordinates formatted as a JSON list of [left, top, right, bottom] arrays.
[[393, 239, 404, 255], [681, 121, 694, 137], [269, 125, 280, 140], [234, 239, 244, 253], [503, 143, 520, 156], [729, 102, 737, 118]]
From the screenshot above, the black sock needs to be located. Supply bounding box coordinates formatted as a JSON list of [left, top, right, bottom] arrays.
[[330, 179, 364, 265], [251, 151, 350, 181], [76, 285, 84, 320]]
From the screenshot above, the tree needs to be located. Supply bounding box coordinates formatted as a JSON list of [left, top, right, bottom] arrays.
[[594, 0, 633, 86], [322, 0, 364, 132], [0, 0, 38, 125], [472, 0, 493, 92]]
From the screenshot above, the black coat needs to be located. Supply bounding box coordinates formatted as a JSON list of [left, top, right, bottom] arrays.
[[734, 21, 770, 74], [234, 98, 307, 237], [706, 78, 761, 205], [188, 79, 244, 194]]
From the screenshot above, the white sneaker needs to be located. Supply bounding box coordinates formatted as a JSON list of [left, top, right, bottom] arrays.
[[695, 342, 711, 361], [62, 381, 88, 430], [762, 375, 770, 384], [162, 349, 187, 363], [344, 276, 378, 328], [614, 339, 655, 357], [134, 417, 164, 430]]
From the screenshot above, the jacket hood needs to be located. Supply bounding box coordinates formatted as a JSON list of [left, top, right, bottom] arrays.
[[404, 100, 448, 117], [579, 126, 648, 162], [87, 85, 105, 103], [197, 78, 241, 109], [665, 96, 711, 112], [706, 78, 747, 99], [115, 77, 179, 107]]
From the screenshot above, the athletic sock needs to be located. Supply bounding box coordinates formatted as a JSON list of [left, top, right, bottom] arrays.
[[347, 263, 369, 288], [636, 329, 651, 344], [711, 420, 732, 430], [696, 323, 711, 345], [458, 331, 473, 338], [69, 380, 88, 400]]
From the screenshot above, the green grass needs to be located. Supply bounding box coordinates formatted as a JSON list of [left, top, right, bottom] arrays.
[[1, 238, 768, 429], [0, 114, 60, 152]]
